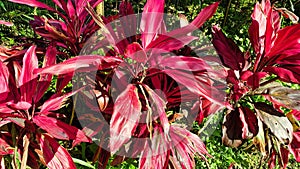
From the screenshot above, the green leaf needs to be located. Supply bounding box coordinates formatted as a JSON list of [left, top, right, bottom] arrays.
[[72, 158, 95, 168]]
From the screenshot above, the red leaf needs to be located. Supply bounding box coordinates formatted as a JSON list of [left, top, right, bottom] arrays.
[[19, 46, 38, 102], [163, 69, 224, 106], [143, 85, 170, 133], [0, 61, 9, 94], [110, 84, 142, 153], [246, 72, 267, 89], [34, 55, 122, 75], [125, 42, 147, 62], [40, 134, 76, 169], [40, 92, 75, 113], [212, 25, 245, 70], [34, 45, 57, 102], [267, 24, 300, 58], [140, 0, 165, 48], [148, 2, 218, 49], [289, 131, 300, 162], [139, 127, 168, 169], [8, 0, 55, 12], [222, 107, 258, 148], [0, 137, 14, 155], [159, 55, 211, 72], [264, 66, 300, 84], [275, 7, 299, 24], [249, 0, 272, 56], [169, 125, 210, 168], [33, 115, 90, 147]]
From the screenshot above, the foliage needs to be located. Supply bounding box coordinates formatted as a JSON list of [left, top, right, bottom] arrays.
[[0, 0, 300, 169], [212, 0, 300, 168]]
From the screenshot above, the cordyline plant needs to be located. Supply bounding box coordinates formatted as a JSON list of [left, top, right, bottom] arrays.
[[0, 45, 91, 168], [1, 0, 227, 169], [34, 0, 227, 168], [212, 0, 300, 168], [8, 0, 103, 56]]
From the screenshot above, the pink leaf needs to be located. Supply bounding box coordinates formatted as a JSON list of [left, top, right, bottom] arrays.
[[34, 55, 122, 75], [140, 0, 165, 48], [40, 134, 76, 169], [0, 137, 14, 155], [8, 0, 54, 12], [159, 55, 211, 72], [19, 46, 38, 102], [67, 0, 75, 18], [33, 115, 90, 147], [139, 127, 168, 169], [0, 20, 13, 26], [249, 0, 272, 56], [169, 125, 210, 168], [147, 35, 198, 52], [110, 84, 142, 153], [7, 101, 32, 111], [40, 92, 75, 113], [34, 45, 57, 102], [143, 85, 170, 133]]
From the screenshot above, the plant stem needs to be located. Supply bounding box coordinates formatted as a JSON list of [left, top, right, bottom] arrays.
[[223, 0, 232, 27], [69, 93, 78, 125]]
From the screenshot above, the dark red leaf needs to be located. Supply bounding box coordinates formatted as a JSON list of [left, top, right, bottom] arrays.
[[289, 131, 300, 162], [40, 134, 76, 169], [222, 107, 258, 148], [264, 66, 300, 84], [212, 25, 245, 70], [278, 147, 289, 169]]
